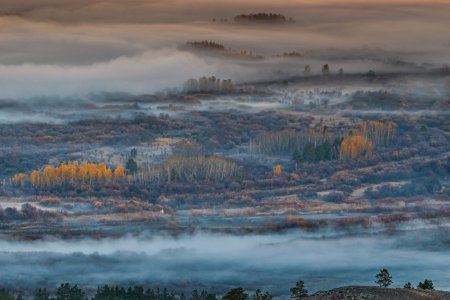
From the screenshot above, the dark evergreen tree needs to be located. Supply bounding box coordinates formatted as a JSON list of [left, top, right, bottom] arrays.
[[126, 158, 138, 174], [0, 289, 13, 300], [130, 148, 138, 159], [375, 269, 393, 288], [302, 142, 316, 162], [170, 168, 177, 182], [200, 290, 217, 300], [191, 289, 200, 300], [403, 282, 412, 289], [252, 289, 272, 300], [222, 288, 248, 300], [417, 279, 434, 290], [293, 149, 303, 164], [290, 281, 308, 299], [56, 283, 85, 300], [315, 143, 326, 161], [35, 288, 51, 300]]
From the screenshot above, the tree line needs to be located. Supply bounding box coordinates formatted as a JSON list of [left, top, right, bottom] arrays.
[[249, 129, 332, 156], [0, 270, 438, 300], [234, 13, 294, 23], [185, 41, 226, 51], [250, 121, 396, 164], [375, 268, 434, 290], [134, 155, 240, 185], [0, 281, 306, 300], [11, 161, 126, 189], [184, 77, 234, 94]]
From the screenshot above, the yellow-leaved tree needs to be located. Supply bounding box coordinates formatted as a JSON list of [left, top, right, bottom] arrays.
[[340, 135, 374, 160], [10, 161, 124, 189], [114, 164, 126, 179], [274, 164, 282, 176]]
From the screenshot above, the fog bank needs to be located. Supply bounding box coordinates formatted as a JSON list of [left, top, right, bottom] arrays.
[[0, 1, 448, 98], [2, 230, 450, 295]]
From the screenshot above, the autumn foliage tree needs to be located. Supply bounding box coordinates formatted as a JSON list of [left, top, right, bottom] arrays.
[[113, 164, 126, 180], [274, 164, 282, 176], [11, 173, 27, 187], [339, 120, 395, 159], [11, 161, 125, 189], [339, 135, 368, 159], [359, 121, 396, 146]]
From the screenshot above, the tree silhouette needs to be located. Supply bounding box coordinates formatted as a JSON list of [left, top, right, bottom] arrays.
[[322, 64, 330, 76], [290, 281, 308, 299], [375, 269, 393, 288], [252, 289, 272, 300], [303, 142, 316, 162], [0, 288, 13, 300], [130, 148, 138, 159], [56, 283, 85, 300], [417, 279, 434, 290], [222, 287, 248, 300], [403, 282, 412, 289], [304, 64, 311, 75], [126, 158, 138, 174]]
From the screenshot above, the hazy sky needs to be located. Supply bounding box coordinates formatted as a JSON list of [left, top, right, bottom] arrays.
[[0, 0, 448, 97]]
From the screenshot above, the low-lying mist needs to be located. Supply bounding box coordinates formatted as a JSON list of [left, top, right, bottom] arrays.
[[2, 230, 450, 295], [0, 1, 448, 98], [0, 48, 432, 99]]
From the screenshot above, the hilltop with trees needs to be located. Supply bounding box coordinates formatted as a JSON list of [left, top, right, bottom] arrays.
[[181, 40, 264, 60], [234, 13, 294, 24], [0, 272, 445, 300], [184, 76, 234, 94]]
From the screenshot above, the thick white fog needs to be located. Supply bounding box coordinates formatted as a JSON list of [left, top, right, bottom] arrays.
[[1, 231, 450, 295]]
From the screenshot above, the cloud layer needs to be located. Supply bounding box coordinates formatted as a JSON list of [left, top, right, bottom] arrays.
[[0, 0, 448, 98]]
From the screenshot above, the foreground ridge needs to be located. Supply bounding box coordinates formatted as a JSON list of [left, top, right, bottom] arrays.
[[307, 286, 450, 300]]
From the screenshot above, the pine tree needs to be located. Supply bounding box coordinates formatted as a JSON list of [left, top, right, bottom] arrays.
[[252, 289, 272, 300], [222, 288, 248, 300], [126, 158, 138, 174], [375, 268, 393, 288], [56, 283, 85, 300], [0, 288, 13, 300], [290, 281, 308, 299], [417, 279, 434, 290], [403, 282, 412, 289], [293, 149, 303, 164], [34, 288, 51, 300], [303, 142, 316, 162]]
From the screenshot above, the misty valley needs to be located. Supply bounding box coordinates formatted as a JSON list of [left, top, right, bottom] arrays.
[[0, 1, 449, 299]]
